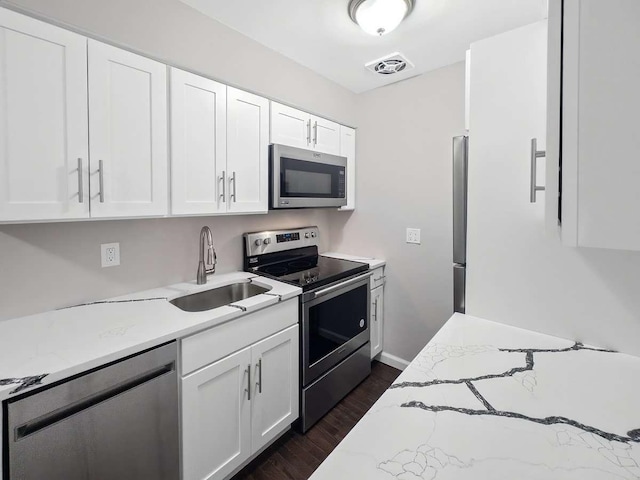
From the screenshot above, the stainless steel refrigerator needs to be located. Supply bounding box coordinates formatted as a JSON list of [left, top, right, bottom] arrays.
[[453, 136, 468, 313]]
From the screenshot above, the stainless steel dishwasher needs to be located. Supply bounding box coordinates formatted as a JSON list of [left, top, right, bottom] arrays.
[[5, 342, 179, 480]]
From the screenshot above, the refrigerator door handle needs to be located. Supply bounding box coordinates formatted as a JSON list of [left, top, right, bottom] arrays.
[[453, 136, 469, 265], [453, 265, 466, 314]]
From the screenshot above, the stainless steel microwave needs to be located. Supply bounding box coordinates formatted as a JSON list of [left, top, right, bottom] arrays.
[[269, 144, 347, 209]]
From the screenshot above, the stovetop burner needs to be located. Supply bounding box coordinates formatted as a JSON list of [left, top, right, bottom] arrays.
[[252, 254, 368, 291], [243, 227, 370, 291]]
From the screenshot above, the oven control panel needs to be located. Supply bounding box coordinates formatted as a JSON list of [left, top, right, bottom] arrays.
[[244, 226, 319, 257]]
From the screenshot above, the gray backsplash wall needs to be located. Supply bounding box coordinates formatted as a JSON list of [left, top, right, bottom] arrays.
[[0, 211, 332, 320], [0, 0, 356, 320], [329, 63, 466, 363]]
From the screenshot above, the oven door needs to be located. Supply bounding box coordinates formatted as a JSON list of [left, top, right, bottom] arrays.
[[302, 273, 371, 386], [270, 144, 347, 209]]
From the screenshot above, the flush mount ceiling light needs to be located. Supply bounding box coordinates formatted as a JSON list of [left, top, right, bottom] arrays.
[[348, 0, 415, 36]]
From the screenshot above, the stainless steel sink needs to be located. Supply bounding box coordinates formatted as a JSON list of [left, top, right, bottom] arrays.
[[170, 282, 271, 313]]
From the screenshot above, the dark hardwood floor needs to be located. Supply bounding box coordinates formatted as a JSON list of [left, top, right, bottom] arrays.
[[232, 361, 401, 480]]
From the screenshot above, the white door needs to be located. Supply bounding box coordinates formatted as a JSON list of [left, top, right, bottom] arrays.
[[270, 102, 310, 149], [370, 286, 384, 359], [88, 40, 168, 218], [182, 347, 252, 480], [0, 8, 89, 221], [226, 87, 269, 214], [339, 126, 356, 211], [312, 116, 340, 155], [170, 68, 226, 215], [250, 325, 299, 453]]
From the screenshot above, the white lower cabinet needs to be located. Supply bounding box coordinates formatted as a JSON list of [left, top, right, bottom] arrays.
[[250, 326, 299, 452], [182, 346, 252, 480], [369, 266, 385, 359], [181, 307, 299, 480], [370, 285, 384, 359]]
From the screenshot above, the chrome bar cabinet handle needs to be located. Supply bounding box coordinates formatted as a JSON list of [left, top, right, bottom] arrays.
[[77, 158, 84, 203], [245, 364, 251, 401], [306, 120, 311, 145], [219, 171, 226, 203], [530, 138, 546, 203], [230, 172, 237, 203], [256, 358, 262, 394], [313, 121, 318, 147], [373, 298, 378, 322], [98, 160, 105, 203]]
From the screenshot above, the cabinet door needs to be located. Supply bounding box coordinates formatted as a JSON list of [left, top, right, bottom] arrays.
[[270, 102, 310, 149], [311, 116, 340, 155], [0, 8, 89, 221], [170, 68, 226, 215], [370, 286, 384, 359], [339, 126, 356, 210], [561, 0, 640, 250], [88, 40, 168, 218], [227, 87, 269, 214], [250, 325, 299, 453], [182, 347, 252, 480]]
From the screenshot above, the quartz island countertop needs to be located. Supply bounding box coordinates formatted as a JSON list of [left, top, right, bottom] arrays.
[[310, 313, 640, 480]]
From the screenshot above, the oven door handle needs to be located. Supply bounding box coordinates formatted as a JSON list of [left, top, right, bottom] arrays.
[[308, 272, 373, 301]]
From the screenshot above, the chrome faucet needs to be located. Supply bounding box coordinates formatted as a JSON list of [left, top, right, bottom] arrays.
[[197, 226, 217, 285]]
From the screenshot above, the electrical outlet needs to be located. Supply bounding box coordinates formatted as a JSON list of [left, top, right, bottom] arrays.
[[101, 243, 120, 267], [406, 228, 421, 245]]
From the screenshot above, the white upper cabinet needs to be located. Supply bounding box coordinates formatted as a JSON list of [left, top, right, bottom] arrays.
[[227, 88, 269, 214], [548, 0, 640, 250], [311, 116, 340, 155], [170, 68, 227, 215], [339, 126, 356, 211], [88, 40, 168, 218], [0, 8, 89, 221], [270, 102, 340, 155], [270, 102, 310, 149]]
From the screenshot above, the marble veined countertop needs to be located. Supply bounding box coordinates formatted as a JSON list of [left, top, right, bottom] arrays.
[[322, 252, 386, 269], [311, 313, 640, 480], [0, 272, 301, 402]]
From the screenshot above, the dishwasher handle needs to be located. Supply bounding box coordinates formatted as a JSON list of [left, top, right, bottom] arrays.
[[14, 362, 175, 441]]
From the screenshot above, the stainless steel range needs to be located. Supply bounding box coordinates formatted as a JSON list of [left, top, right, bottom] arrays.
[[243, 226, 371, 432]]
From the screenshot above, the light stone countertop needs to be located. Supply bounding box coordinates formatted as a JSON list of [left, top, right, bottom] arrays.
[[322, 252, 386, 270], [0, 271, 301, 401], [310, 313, 640, 480]]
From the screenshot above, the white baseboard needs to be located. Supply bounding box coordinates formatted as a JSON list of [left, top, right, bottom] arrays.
[[377, 351, 410, 371]]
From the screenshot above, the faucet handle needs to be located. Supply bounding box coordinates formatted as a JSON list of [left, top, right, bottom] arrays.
[[207, 244, 213, 265]]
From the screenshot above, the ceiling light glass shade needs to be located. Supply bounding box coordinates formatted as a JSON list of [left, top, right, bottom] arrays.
[[349, 0, 414, 36]]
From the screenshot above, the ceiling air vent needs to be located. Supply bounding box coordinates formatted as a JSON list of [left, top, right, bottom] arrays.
[[365, 52, 414, 75]]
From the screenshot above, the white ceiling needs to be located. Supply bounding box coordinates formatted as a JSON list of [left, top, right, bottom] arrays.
[[179, 0, 548, 93]]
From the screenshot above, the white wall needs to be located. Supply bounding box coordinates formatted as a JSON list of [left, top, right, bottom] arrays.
[[0, 0, 356, 321], [329, 63, 466, 363], [0, 212, 332, 320]]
